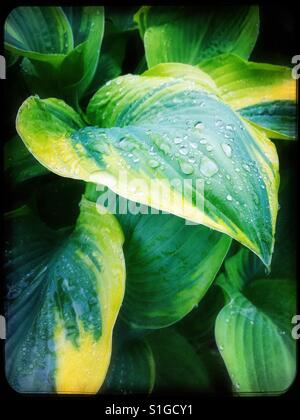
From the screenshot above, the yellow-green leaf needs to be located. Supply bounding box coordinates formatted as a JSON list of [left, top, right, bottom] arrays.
[[5, 198, 125, 394], [16, 66, 279, 266]]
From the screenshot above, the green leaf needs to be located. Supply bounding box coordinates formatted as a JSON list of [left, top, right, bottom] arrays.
[[105, 6, 139, 33], [60, 7, 105, 100], [5, 198, 125, 393], [5, 135, 48, 186], [199, 54, 296, 140], [16, 66, 279, 266], [5, 7, 104, 101], [120, 212, 230, 329], [103, 337, 155, 394], [239, 101, 296, 140], [5, 7, 73, 66], [270, 169, 296, 279], [215, 249, 296, 395], [5, 51, 19, 67], [83, 53, 122, 98], [94, 190, 231, 329], [147, 328, 212, 392], [134, 6, 259, 68], [176, 284, 226, 349]]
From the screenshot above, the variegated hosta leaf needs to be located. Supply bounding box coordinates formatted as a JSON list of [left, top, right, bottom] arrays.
[[199, 54, 297, 140], [134, 6, 259, 68], [84, 185, 230, 329], [103, 337, 155, 394], [5, 198, 125, 393], [16, 65, 279, 266], [115, 199, 231, 329], [215, 249, 296, 395]]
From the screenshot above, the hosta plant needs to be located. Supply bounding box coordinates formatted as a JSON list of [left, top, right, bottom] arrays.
[[4, 5, 297, 395]]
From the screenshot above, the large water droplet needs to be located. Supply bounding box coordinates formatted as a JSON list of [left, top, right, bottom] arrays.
[[119, 137, 135, 152], [226, 124, 235, 131], [221, 143, 232, 157], [149, 159, 160, 168], [194, 121, 204, 130], [199, 156, 219, 177], [179, 145, 188, 155], [160, 143, 171, 155], [180, 162, 194, 175]]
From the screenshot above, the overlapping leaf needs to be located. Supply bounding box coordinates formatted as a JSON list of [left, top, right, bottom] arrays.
[[134, 6, 259, 68], [215, 251, 296, 395], [103, 337, 155, 394], [147, 328, 213, 392], [5, 6, 104, 100], [5, 198, 125, 393], [199, 54, 297, 140], [17, 65, 279, 265], [5, 135, 48, 186], [85, 186, 231, 328]]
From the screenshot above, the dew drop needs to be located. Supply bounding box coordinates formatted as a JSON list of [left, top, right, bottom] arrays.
[[242, 164, 251, 172], [226, 194, 233, 201], [180, 162, 194, 175], [174, 137, 182, 144], [199, 156, 219, 177], [194, 121, 204, 130], [179, 145, 188, 155], [226, 124, 235, 131], [160, 143, 171, 154], [149, 159, 160, 168], [221, 143, 232, 157]]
